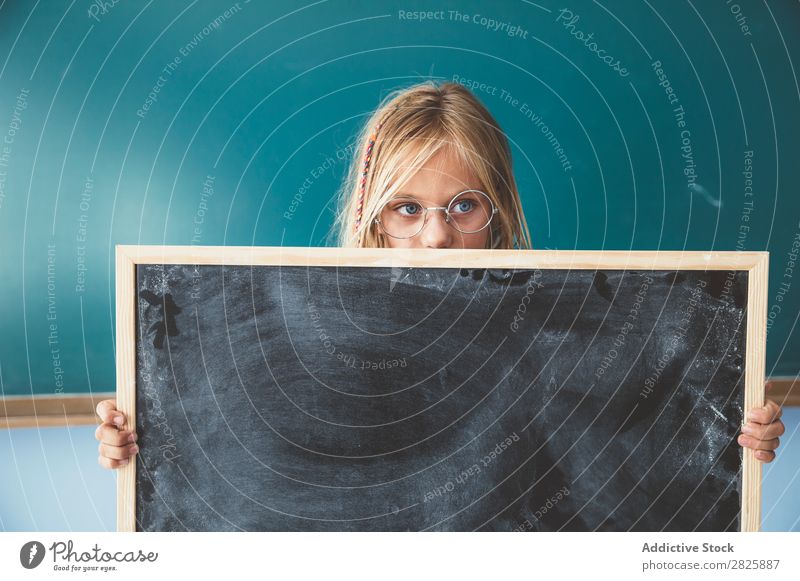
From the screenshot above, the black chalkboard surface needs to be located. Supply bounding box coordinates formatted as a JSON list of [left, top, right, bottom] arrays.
[[122, 248, 762, 532]]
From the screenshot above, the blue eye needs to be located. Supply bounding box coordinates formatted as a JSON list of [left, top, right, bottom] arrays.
[[452, 200, 475, 214], [396, 203, 421, 216]]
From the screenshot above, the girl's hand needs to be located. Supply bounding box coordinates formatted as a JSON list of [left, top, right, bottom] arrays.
[[95, 399, 138, 469], [738, 381, 784, 463]]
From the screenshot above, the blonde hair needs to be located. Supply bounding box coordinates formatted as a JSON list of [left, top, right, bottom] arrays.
[[330, 81, 532, 249]]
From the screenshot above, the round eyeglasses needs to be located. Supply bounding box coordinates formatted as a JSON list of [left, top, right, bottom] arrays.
[[374, 189, 499, 239]]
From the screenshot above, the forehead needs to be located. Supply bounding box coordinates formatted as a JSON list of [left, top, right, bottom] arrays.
[[396, 146, 480, 201]]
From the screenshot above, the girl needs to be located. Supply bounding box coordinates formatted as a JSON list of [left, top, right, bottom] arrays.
[[96, 81, 784, 468]]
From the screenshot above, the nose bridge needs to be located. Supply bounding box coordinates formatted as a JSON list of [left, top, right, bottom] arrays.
[[420, 206, 453, 247], [425, 206, 451, 224]]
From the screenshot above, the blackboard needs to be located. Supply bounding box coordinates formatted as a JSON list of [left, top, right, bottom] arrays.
[[115, 246, 767, 531]]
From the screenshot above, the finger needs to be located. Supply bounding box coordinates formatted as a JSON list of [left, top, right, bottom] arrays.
[[95, 400, 126, 427], [747, 399, 782, 424], [98, 442, 139, 461], [94, 424, 137, 446], [737, 435, 780, 451], [765, 380, 773, 394], [98, 456, 130, 470], [755, 450, 775, 463], [741, 420, 785, 440]]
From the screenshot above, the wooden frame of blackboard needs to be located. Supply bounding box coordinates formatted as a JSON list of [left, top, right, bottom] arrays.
[[115, 245, 768, 532]]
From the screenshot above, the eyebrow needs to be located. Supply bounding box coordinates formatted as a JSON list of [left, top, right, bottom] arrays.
[[394, 189, 476, 197]]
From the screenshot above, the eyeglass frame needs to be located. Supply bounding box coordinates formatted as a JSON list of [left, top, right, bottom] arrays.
[[373, 189, 500, 239]]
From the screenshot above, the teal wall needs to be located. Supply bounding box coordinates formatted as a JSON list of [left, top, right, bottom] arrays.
[[0, 1, 798, 395]]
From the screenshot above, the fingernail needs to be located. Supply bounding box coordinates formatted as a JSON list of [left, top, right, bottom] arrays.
[[741, 425, 754, 435], [127, 433, 137, 443], [119, 459, 129, 466], [129, 445, 139, 454], [738, 435, 749, 445], [113, 415, 124, 426]]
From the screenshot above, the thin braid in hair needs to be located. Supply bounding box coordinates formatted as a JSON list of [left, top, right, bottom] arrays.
[[353, 119, 384, 233]]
